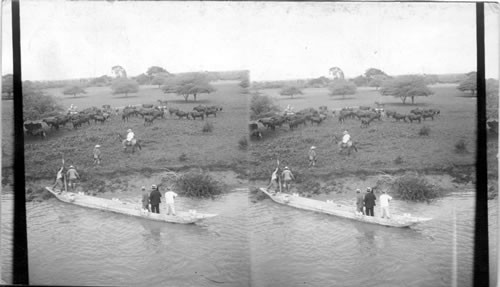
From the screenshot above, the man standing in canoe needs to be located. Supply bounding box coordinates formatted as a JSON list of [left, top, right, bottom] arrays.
[[281, 167, 295, 193], [149, 184, 162, 214], [364, 187, 376, 217], [266, 166, 280, 193], [355, 189, 365, 215], [66, 165, 80, 191], [141, 186, 150, 212], [379, 190, 393, 219], [164, 188, 178, 216], [52, 165, 65, 192]]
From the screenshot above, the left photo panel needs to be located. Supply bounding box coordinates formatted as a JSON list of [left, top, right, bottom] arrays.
[[2, 1, 251, 285]]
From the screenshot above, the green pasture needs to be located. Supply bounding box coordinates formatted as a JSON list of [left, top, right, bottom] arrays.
[[249, 84, 493, 182], [3, 81, 248, 190]]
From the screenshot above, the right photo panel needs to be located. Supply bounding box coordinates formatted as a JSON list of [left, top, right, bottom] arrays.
[[248, 2, 498, 287]]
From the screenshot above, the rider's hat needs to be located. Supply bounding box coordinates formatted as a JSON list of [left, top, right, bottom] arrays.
[[151, 184, 157, 189], [356, 189, 360, 193], [95, 145, 101, 148], [141, 186, 146, 190], [366, 187, 372, 192], [69, 165, 74, 168], [343, 130, 348, 135], [127, 129, 132, 133], [310, 146, 316, 149], [284, 166, 289, 170]]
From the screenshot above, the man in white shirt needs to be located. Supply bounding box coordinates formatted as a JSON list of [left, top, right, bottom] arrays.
[[379, 190, 393, 219], [164, 189, 178, 216], [266, 167, 280, 193], [126, 129, 134, 142]]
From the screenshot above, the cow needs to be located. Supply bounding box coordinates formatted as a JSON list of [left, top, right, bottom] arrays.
[[249, 122, 262, 139], [190, 111, 205, 120], [193, 105, 207, 113], [24, 121, 48, 138], [421, 112, 435, 121], [205, 108, 218, 118], [258, 118, 276, 130], [309, 116, 323, 126], [93, 115, 107, 124], [144, 115, 155, 126], [406, 114, 422, 123], [392, 113, 407, 122], [169, 107, 180, 116], [142, 104, 154, 109], [175, 110, 190, 120]]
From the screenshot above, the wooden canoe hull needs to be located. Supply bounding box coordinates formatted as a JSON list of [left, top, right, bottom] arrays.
[[259, 188, 431, 228], [46, 187, 217, 224]]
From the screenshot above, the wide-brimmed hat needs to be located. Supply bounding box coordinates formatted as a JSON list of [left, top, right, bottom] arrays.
[[151, 184, 157, 189], [69, 165, 74, 168], [141, 186, 146, 190], [95, 145, 101, 148], [127, 129, 132, 133], [284, 166, 289, 170], [366, 187, 372, 192], [343, 130, 348, 135], [310, 146, 316, 149], [356, 189, 360, 193]]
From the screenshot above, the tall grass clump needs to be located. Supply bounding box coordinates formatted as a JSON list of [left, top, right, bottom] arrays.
[[202, 122, 213, 133], [376, 172, 441, 202], [455, 139, 468, 154], [238, 136, 248, 150], [175, 170, 223, 198], [418, 125, 430, 136]]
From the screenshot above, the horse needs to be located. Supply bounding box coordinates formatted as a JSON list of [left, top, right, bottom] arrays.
[[333, 135, 358, 156], [118, 134, 142, 153]]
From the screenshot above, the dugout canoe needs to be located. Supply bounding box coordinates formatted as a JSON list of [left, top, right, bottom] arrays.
[[259, 188, 431, 228], [46, 187, 217, 224]]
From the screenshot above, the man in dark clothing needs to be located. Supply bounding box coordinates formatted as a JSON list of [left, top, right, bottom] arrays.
[[363, 187, 377, 216], [149, 184, 162, 214]]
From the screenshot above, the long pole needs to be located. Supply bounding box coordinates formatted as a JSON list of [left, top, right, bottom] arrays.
[[473, 3, 489, 286], [12, 0, 29, 283]]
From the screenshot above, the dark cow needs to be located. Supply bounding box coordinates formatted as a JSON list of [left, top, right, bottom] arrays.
[[421, 112, 434, 121], [24, 121, 48, 138], [406, 114, 422, 123], [360, 117, 375, 128], [176, 111, 190, 120], [190, 111, 205, 120], [249, 122, 262, 139], [309, 116, 323, 126], [142, 104, 154, 109], [359, 106, 371, 110], [205, 108, 218, 118], [193, 105, 207, 113], [392, 113, 407, 122], [169, 107, 180, 116], [258, 118, 276, 130]]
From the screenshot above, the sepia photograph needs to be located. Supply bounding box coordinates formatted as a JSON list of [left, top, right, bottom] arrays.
[[1, 1, 499, 286]]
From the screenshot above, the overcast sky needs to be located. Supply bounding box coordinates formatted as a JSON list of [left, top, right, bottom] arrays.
[[1, 1, 499, 81]]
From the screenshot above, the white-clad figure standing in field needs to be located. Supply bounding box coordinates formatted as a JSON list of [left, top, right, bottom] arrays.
[[339, 130, 351, 152], [123, 129, 135, 150], [164, 189, 178, 216], [379, 190, 393, 219]]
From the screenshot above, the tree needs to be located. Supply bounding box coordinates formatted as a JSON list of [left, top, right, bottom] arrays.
[[279, 86, 303, 98], [329, 67, 344, 80], [63, 85, 87, 97], [364, 68, 387, 79], [457, 71, 477, 96], [151, 72, 171, 88], [146, 66, 170, 78], [2, 74, 14, 98], [111, 78, 139, 97], [368, 74, 389, 90], [328, 79, 356, 99], [89, 75, 113, 87], [380, 75, 433, 104], [162, 73, 216, 102], [134, 73, 150, 85], [111, 65, 127, 78], [351, 75, 369, 87], [308, 76, 330, 88], [23, 86, 64, 120], [250, 92, 280, 120]]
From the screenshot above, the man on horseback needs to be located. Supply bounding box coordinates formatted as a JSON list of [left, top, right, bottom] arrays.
[[123, 129, 135, 149], [339, 130, 351, 152]]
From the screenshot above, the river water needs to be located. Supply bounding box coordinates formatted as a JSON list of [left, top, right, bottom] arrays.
[[1, 189, 498, 286]]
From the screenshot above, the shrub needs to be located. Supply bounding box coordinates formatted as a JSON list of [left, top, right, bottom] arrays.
[[175, 170, 223, 198], [419, 125, 430, 136], [238, 136, 248, 150], [178, 153, 188, 162], [202, 122, 213, 133], [376, 172, 441, 202], [455, 139, 468, 154], [394, 156, 403, 164]]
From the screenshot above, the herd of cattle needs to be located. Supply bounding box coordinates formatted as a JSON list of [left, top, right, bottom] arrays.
[[249, 105, 442, 139], [24, 103, 224, 138]]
